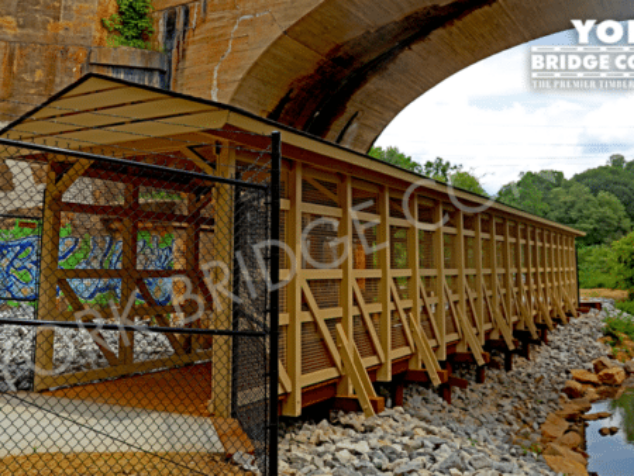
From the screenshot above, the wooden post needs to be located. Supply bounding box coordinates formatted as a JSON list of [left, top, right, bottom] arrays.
[[503, 219, 513, 328], [433, 201, 446, 361], [338, 174, 353, 395], [455, 210, 468, 352], [535, 227, 544, 323], [211, 143, 236, 418], [119, 183, 138, 364], [378, 186, 391, 382], [282, 162, 302, 417], [489, 215, 500, 340], [408, 193, 422, 370], [526, 225, 535, 325], [474, 214, 484, 345], [34, 161, 62, 390], [516, 224, 526, 329]]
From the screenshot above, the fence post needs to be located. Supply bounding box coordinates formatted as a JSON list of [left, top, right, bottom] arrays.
[[270, 131, 281, 476]]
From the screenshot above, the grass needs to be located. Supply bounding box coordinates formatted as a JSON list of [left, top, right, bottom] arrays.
[[616, 300, 634, 315], [603, 311, 634, 342], [601, 309, 634, 361]]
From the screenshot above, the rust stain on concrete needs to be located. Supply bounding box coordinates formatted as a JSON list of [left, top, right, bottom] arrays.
[[0, 16, 18, 34]]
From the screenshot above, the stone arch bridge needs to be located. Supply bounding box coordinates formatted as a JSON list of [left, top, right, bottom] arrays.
[[0, 0, 633, 151]]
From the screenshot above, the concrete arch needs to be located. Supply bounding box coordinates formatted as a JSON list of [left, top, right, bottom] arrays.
[[227, 0, 634, 152]]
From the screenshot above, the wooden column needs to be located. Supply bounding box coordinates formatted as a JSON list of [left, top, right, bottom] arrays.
[[282, 162, 302, 416], [474, 214, 484, 345], [535, 227, 550, 319], [525, 225, 534, 323], [34, 162, 62, 390], [119, 183, 139, 364], [503, 219, 513, 327], [434, 201, 446, 361], [408, 194, 422, 369], [516, 224, 527, 329], [211, 143, 236, 418], [543, 229, 551, 315], [378, 186, 392, 381], [456, 210, 468, 352], [338, 174, 353, 395], [489, 215, 500, 339]]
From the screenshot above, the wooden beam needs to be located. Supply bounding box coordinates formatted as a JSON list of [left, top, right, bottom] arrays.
[[281, 163, 302, 419], [211, 140, 235, 418], [408, 313, 442, 386], [474, 214, 485, 345], [378, 186, 391, 381], [302, 280, 343, 374], [279, 361, 292, 394], [335, 323, 376, 418], [482, 283, 515, 351], [338, 174, 353, 395], [51, 158, 93, 199], [443, 282, 485, 366], [433, 201, 446, 360], [352, 281, 385, 363], [408, 195, 422, 370], [136, 279, 186, 355], [119, 183, 138, 365], [34, 162, 61, 391], [58, 279, 119, 366]]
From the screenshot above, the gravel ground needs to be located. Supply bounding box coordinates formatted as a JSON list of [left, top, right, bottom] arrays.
[[0, 305, 172, 391], [279, 301, 615, 475]]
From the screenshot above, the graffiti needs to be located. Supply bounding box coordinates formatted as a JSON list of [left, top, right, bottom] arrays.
[[0, 232, 174, 306], [0, 235, 40, 301]]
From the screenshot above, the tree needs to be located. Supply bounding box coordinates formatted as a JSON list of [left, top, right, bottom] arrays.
[[421, 157, 461, 182], [612, 231, 634, 300], [546, 182, 630, 246], [368, 146, 423, 174], [573, 162, 634, 221], [449, 170, 488, 196], [608, 154, 626, 169], [496, 170, 564, 217]]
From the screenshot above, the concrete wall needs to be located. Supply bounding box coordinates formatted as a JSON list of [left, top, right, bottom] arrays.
[[2, 1, 634, 152]]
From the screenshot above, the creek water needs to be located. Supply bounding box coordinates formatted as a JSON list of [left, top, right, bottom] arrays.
[[586, 389, 634, 475]]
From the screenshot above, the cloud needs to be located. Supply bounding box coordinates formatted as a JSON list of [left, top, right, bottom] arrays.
[[375, 29, 634, 195]]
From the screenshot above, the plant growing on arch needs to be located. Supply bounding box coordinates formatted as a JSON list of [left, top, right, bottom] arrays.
[[102, 0, 155, 49]]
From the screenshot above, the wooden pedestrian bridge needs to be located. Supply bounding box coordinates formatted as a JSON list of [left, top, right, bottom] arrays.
[[0, 74, 583, 426]]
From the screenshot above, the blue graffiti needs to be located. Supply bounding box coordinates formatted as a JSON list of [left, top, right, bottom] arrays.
[[0, 234, 174, 306], [0, 236, 40, 301]]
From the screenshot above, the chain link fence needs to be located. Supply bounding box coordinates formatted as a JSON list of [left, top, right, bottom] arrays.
[[0, 135, 280, 475]]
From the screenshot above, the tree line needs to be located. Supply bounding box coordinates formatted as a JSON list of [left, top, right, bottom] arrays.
[[370, 146, 634, 307]]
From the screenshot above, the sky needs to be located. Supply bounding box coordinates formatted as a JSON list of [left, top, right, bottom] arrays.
[[375, 26, 634, 196]]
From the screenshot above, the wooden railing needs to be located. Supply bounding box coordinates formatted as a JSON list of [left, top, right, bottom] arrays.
[[276, 160, 580, 417]]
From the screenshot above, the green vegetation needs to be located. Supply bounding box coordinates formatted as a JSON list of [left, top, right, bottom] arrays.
[[371, 146, 634, 302], [612, 231, 634, 301], [611, 388, 634, 443], [369, 147, 487, 195], [603, 311, 634, 343], [496, 155, 634, 307], [102, 0, 155, 50], [616, 301, 634, 315], [578, 245, 617, 289]]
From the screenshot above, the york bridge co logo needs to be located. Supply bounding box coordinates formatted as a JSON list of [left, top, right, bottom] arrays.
[[531, 20, 634, 90]]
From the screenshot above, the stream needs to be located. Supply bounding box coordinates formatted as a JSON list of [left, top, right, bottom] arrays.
[[587, 389, 634, 475]]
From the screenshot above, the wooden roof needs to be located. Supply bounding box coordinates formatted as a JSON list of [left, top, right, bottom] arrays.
[[0, 74, 584, 237]]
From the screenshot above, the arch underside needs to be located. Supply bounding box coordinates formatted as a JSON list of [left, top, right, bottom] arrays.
[[227, 0, 634, 152]]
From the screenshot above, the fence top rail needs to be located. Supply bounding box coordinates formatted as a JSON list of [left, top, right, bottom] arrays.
[[0, 138, 270, 191]]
